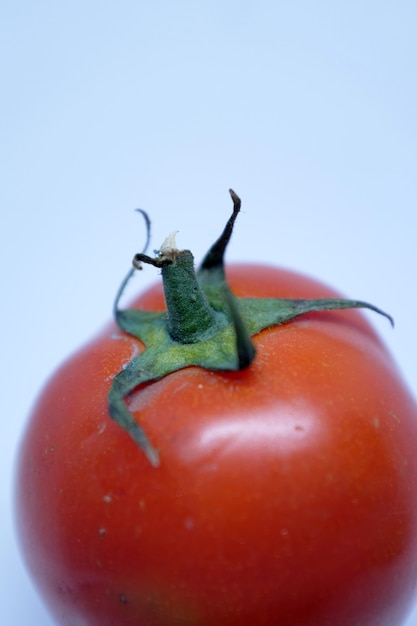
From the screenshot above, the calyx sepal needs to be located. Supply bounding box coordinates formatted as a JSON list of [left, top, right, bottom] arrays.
[[108, 190, 393, 466]]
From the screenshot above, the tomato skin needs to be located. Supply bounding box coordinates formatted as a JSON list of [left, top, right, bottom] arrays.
[[15, 264, 417, 625]]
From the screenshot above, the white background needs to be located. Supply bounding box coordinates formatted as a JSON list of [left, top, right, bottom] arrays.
[[1, 1, 417, 624]]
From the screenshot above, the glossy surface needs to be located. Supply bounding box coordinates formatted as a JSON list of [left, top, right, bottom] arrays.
[[15, 265, 417, 625]]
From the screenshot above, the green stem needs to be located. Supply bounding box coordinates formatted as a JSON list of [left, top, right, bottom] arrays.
[[161, 250, 218, 343]]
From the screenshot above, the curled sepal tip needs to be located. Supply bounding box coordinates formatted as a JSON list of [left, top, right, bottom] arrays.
[[199, 189, 241, 273]]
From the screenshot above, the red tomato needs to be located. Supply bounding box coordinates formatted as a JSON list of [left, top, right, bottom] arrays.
[[15, 264, 417, 626]]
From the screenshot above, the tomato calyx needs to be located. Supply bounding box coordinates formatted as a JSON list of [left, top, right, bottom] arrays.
[[108, 190, 393, 467]]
